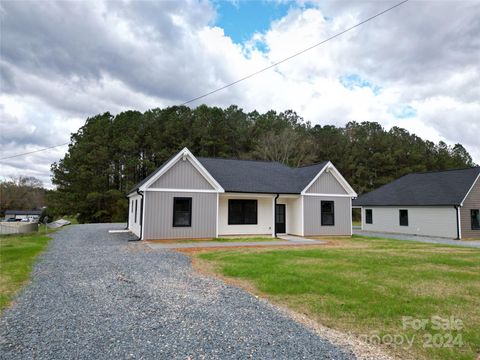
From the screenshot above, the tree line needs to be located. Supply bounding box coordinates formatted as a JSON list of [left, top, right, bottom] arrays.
[[0, 176, 46, 218], [49, 105, 475, 223]]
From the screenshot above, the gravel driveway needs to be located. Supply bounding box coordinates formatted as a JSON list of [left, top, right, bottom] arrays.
[[0, 223, 354, 359], [354, 230, 480, 248]]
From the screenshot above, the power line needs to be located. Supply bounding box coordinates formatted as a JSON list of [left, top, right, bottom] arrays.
[[0, 142, 69, 161], [0, 0, 409, 161], [181, 0, 409, 105]]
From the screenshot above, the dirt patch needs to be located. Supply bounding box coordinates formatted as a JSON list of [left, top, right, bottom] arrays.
[[177, 243, 327, 254], [321, 239, 371, 249], [146, 238, 212, 243]]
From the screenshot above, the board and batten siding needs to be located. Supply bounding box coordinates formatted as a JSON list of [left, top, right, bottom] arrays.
[[150, 159, 214, 190], [460, 177, 480, 238], [143, 191, 216, 240], [303, 196, 351, 236], [128, 194, 142, 237], [306, 171, 348, 194], [362, 206, 457, 238]]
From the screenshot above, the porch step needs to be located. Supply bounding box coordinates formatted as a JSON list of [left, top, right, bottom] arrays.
[[277, 235, 318, 242]]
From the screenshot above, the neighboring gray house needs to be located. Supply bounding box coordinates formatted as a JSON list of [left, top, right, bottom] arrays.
[[4, 210, 42, 221], [127, 148, 357, 240], [353, 167, 480, 239]]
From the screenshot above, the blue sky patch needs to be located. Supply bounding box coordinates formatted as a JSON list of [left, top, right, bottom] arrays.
[[213, 0, 292, 44], [339, 73, 381, 95], [393, 105, 418, 119]]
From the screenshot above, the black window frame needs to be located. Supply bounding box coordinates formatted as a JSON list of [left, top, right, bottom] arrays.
[[471, 209, 480, 230], [228, 199, 258, 225], [399, 209, 408, 226], [321, 201, 335, 226], [365, 209, 373, 224], [131, 200, 134, 213], [173, 197, 192, 227]]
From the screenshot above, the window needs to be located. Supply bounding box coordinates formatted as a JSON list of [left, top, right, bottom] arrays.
[[228, 199, 257, 225], [399, 209, 408, 226], [131, 200, 134, 213], [321, 201, 335, 226], [365, 209, 373, 224], [471, 209, 480, 230], [134, 199, 138, 223], [173, 197, 192, 227]]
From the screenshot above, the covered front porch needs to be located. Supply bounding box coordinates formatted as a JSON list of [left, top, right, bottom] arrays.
[[217, 193, 303, 237]]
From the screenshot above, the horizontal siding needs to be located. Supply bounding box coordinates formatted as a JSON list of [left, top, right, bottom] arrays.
[[143, 192, 216, 240], [218, 195, 273, 236], [304, 196, 351, 236], [306, 171, 347, 194], [150, 159, 214, 190], [362, 206, 457, 238], [461, 178, 480, 238]]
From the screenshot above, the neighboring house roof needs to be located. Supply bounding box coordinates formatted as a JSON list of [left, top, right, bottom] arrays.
[[197, 157, 328, 194], [128, 148, 349, 195], [353, 167, 480, 207], [5, 210, 42, 215]]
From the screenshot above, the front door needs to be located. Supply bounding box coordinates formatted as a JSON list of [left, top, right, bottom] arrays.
[[275, 204, 286, 234]]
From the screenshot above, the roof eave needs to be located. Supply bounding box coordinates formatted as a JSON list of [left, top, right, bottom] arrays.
[[353, 203, 460, 207]]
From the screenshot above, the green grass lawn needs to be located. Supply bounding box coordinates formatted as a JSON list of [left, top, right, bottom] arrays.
[[0, 229, 55, 312], [196, 236, 480, 360]]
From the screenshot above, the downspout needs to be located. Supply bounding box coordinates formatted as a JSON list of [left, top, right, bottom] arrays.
[[274, 193, 279, 238], [125, 195, 129, 230], [455, 205, 461, 240], [129, 189, 144, 241]]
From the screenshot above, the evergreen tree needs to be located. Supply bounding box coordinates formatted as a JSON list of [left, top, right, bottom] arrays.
[[49, 105, 476, 223]]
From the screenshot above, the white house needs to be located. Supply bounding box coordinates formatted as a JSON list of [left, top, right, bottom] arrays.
[[353, 167, 480, 239]]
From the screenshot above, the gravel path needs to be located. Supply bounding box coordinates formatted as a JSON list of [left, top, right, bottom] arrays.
[[1, 223, 354, 359], [354, 230, 480, 248]]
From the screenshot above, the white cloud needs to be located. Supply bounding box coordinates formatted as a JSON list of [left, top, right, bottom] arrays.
[[0, 0, 478, 188]]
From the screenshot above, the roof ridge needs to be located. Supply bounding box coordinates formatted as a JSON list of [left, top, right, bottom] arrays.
[[197, 156, 288, 165], [409, 166, 480, 176], [199, 157, 331, 170], [298, 161, 329, 168]]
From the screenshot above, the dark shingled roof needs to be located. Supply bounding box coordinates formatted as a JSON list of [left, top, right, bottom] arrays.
[[128, 155, 329, 194], [353, 167, 480, 206], [197, 157, 328, 194], [5, 210, 42, 215]]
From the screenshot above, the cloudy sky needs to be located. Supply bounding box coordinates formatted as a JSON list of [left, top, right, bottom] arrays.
[[1, 0, 479, 188]]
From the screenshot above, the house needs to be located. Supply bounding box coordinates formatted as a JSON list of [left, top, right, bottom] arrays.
[[4, 209, 42, 222], [353, 167, 480, 239], [127, 148, 357, 240]]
